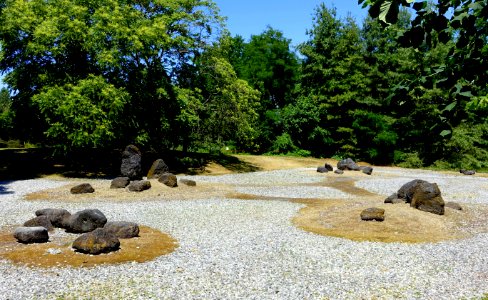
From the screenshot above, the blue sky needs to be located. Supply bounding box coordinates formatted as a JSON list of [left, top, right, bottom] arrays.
[[0, 1, 369, 89], [213, 0, 369, 47]]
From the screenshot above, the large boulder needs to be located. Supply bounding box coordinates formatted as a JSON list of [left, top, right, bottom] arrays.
[[110, 177, 130, 189], [104, 221, 140, 239], [120, 145, 143, 180], [337, 158, 360, 171], [147, 159, 170, 179], [397, 179, 445, 215], [14, 227, 49, 244], [35, 208, 71, 228], [360, 208, 385, 221], [72, 228, 120, 255], [127, 180, 151, 192], [70, 183, 95, 194], [23, 216, 54, 231], [159, 173, 178, 187], [65, 209, 107, 233]]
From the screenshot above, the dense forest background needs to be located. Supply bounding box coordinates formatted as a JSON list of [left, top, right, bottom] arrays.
[[0, 0, 487, 170]]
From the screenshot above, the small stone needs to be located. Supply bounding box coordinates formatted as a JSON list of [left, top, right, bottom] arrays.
[[47, 248, 62, 255], [159, 173, 178, 187], [180, 179, 196, 186], [24, 215, 54, 231], [104, 221, 140, 238], [128, 180, 151, 192], [324, 163, 334, 172], [360, 208, 385, 221], [14, 227, 49, 244], [361, 166, 373, 175], [70, 183, 95, 194], [110, 177, 130, 189], [72, 228, 120, 255], [64, 209, 107, 233], [36, 208, 71, 229], [334, 169, 344, 175], [317, 166, 328, 173], [460, 169, 476, 175]]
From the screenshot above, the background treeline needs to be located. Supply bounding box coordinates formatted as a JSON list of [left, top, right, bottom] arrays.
[[0, 0, 487, 170]]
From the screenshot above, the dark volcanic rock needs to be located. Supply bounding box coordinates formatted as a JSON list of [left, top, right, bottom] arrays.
[[460, 169, 476, 175], [147, 159, 170, 179], [159, 173, 178, 187], [24, 216, 54, 231], [104, 221, 140, 239], [384, 193, 404, 204], [317, 166, 328, 173], [72, 228, 120, 255], [334, 169, 344, 175], [324, 163, 334, 172], [127, 180, 151, 192], [397, 179, 428, 203], [337, 158, 360, 171], [70, 183, 95, 194], [110, 177, 130, 189], [35, 208, 71, 228], [121, 145, 143, 180], [410, 181, 445, 215], [65, 209, 107, 233], [360, 208, 385, 221], [14, 227, 49, 244], [361, 166, 373, 175], [180, 179, 196, 186]]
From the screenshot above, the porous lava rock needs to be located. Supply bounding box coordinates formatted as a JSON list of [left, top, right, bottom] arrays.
[[65, 209, 107, 233], [121, 145, 143, 180], [159, 173, 178, 187], [147, 159, 169, 179], [127, 180, 151, 192], [104, 221, 140, 239], [35, 208, 71, 228], [70, 183, 95, 194], [72, 228, 120, 255], [360, 207, 385, 221], [23, 215, 54, 231], [179, 179, 196, 186], [337, 158, 360, 171], [110, 177, 130, 189], [14, 227, 49, 244]]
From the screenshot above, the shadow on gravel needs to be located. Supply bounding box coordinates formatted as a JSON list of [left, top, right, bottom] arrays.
[[0, 148, 260, 180], [0, 181, 14, 195]]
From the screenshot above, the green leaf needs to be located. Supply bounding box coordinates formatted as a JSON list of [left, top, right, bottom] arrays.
[[443, 102, 457, 112], [440, 130, 451, 137]]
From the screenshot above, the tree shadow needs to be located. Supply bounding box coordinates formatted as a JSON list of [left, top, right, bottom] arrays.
[[0, 181, 14, 195]]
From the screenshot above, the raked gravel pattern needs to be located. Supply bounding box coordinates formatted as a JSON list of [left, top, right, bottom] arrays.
[[1, 168, 488, 299]]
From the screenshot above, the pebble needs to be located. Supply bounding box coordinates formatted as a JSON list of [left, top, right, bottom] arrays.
[[0, 168, 487, 299]]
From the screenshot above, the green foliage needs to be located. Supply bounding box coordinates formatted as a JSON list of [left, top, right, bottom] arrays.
[[270, 133, 298, 154], [33, 75, 129, 150], [0, 88, 13, 138], [395, 151, 424, 168]]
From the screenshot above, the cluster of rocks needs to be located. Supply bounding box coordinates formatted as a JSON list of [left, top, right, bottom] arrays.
[[360, 178, 464, 222], [317, 158, 373, 175], [70, 145, 196, 194], [13, 208, 139, 255]]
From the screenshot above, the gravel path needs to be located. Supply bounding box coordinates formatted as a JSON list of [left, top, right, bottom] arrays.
[[1, 168, 487, 299]]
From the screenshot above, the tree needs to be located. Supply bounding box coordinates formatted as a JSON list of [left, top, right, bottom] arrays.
[[0, 0, 223, 149], [0, 87, 13, 139]]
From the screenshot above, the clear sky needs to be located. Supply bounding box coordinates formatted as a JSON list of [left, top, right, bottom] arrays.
[[213, 0, 369, 47]]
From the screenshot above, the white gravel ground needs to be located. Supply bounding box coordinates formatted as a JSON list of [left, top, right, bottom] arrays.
[[0, 168, 487, 300]]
